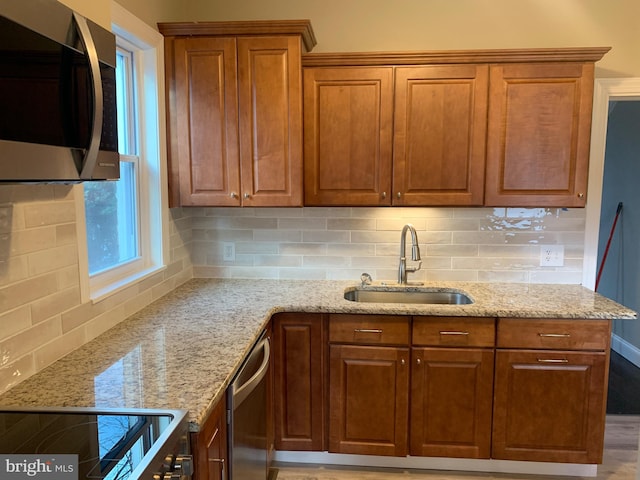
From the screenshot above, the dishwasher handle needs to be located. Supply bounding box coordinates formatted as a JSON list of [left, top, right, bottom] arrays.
[[231, 337, 270, 410]]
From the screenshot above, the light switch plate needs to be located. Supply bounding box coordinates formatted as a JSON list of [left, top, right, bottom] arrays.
[[223, 242, 235, 261], [540, 245, 564, 267]]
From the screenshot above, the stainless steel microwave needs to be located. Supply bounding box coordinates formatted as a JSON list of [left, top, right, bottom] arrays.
[[0, 0, 119, 183]]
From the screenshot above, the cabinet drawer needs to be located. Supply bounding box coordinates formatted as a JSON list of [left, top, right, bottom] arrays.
[[413, 317, 495, 347], [497, 318, 610, 351], [329, 315, 409, 345]]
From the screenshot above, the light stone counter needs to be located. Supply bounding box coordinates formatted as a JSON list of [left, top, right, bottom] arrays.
[[0, 278, 636, 431]]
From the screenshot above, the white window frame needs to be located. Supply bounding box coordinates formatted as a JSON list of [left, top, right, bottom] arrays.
[[77, 2, 169, 302]]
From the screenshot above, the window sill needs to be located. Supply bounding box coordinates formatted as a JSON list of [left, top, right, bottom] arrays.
[[90, 265, 167, 304]]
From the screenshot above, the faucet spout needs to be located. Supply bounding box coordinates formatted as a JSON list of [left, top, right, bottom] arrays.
[[398, 224, 422, 284]]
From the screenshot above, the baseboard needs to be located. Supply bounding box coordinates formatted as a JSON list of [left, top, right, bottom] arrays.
[[611, 333, 640, 368], [273, 451, 598, 477]]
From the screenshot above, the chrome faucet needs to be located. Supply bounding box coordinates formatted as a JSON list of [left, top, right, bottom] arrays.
[[398, 224, 422, 284]]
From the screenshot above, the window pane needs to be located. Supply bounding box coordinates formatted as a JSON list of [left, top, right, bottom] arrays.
[[116, 48, 136, 155], [85, 161, 138, 275]]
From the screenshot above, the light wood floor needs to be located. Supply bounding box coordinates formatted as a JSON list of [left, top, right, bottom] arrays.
[[276, 415, 639, 480]]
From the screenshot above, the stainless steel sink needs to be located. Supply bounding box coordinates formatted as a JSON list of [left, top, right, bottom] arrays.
[[343, 288, 473, 305]]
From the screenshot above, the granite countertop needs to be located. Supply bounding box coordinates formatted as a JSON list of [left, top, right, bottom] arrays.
[[0, 278, 636, 432]]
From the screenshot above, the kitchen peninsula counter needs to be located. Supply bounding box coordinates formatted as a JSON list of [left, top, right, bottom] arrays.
[[0, 278, 636, 431]]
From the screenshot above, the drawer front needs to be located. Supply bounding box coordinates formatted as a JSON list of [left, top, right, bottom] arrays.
[[497, 318, 611, 351], [412, 317, 495, 347], [329, 314, 410, 345]]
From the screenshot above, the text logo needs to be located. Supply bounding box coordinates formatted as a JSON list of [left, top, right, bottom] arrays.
[[0, 456, 77, 480]]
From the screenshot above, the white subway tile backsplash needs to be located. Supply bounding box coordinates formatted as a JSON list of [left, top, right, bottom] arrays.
[[279, 217, 328, 230], [0, 306, 30, 342], [23, 201, 75, 228], [376, 218, 427, 231], [280, 243, 327, 255], [302, 230, 350, 243], [28, 245, 77, 276], [328, 218, 376, 231], [188, 206, 586, 285]]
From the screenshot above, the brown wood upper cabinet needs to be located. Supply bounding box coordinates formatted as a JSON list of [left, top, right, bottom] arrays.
[[302, 48, 609, 207], [303, 64, 487, 206], [485, 62, 596, 207], [303, 67, 394, 206], [159, 21, 316, 207]]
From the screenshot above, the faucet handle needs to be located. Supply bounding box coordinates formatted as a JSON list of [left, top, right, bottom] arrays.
[[405, 261, 422, 273], [360, 273, 373, 286]]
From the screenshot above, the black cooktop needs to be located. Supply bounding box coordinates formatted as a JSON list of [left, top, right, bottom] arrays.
[[0, 408, 186, 480]]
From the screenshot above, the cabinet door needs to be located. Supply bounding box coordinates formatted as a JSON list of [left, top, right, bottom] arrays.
[[410, 347, 494, 458], [492, 349, 608, 463], [192, 396, 227, 480], [393, 65, 488, 206], [329, 344, 409, 456], [303, 67, 394, 205], [485, 62, 595, 207], [237, 36, 303, 206], [272, 313, 325, 451], [171, 37, 240, 206]]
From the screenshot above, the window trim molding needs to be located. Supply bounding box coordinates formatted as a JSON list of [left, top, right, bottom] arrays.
[[77, 2, 169, 303]]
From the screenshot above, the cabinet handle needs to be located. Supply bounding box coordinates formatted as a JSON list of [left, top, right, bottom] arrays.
[[209, 458, 225, 479], [416, 358, 422, 365], [354, 328, 383, 334], [538, 333, 571, 338], [401, 358, 406, 366], [396, 192, 402, 199], [243, 193, 250, 199], [439, 331, 469, 336], [578, 193, 585, 198], [537, 358, 569, 363], [230, 192, 238, 199]]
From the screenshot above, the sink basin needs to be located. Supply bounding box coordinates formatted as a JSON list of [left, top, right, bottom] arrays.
[[344, 288, 473, 305]]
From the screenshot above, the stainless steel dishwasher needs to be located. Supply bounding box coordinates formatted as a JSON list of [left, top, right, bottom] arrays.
[[227, 333, 270, 480]]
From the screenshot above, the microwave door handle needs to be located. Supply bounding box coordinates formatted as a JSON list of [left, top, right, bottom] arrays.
[[73, 13, 103, 180]]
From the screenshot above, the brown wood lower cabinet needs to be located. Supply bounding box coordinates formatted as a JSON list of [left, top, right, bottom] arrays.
[[264, 313, 612, 469], [492, 318, 611, 464], [192, 396, 227, 480], [492, 349, 608, 463], [410, 347, 494, 458], [329, 344, 409, 456], [272, 313, 325, 451]]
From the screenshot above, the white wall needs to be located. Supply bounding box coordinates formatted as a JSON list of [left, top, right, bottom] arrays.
[[178, 0, 640, 77]]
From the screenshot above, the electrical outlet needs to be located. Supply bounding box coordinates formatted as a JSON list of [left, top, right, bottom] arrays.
[[223, 242, 235, 261], [540, 245, 564, 267]]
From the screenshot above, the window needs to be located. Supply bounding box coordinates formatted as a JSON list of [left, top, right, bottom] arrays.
[[80, 3, 167, 300], [85, 47, 139, 276]]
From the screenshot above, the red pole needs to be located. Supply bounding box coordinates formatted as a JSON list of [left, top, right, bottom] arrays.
[[595, 202, 623, 291]]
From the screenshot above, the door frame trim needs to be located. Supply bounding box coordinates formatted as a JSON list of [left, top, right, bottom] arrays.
[[582, 78, 640, 288]]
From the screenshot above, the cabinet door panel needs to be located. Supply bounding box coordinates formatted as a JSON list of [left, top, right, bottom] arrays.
[[492, 349, 607, 463], [410, 347, 493, 458], [273, 313, 325, 451], [329, 344, 408, 456], [238, 36, 303, 206], [393, 65, 488, 206], [304, 67, 393, 205], [173, 37, 240, 206], [192, 396, 227, 480], [485, 63, 594, 207]]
